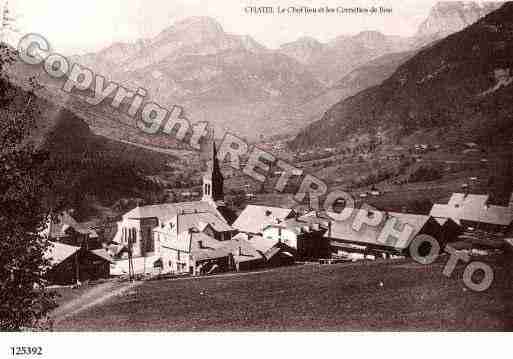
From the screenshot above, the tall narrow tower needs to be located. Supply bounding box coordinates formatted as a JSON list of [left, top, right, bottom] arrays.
[[202, 139, 224, 204]]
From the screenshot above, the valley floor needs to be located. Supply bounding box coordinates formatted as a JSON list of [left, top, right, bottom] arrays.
[[53, 256, 513, 331]]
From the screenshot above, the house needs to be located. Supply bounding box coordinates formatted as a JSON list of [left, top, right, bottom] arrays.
[[220, 234, 265, 271], [261, 216, 329, 259], [248, 235, 297, 267], [157, 228, 231, 275], [430, 192, 513, 232], [325, 210, 445, 258], [41, 211, 100, 250], [232, 205, 295, 236], [113, 140, 229, 258], [44, 242, 112, 285], [153, 210, 235, 245]]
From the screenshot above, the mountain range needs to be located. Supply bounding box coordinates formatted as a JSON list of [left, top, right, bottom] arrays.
[[13, 1, 505, 143], [290, 2, 513, 149]]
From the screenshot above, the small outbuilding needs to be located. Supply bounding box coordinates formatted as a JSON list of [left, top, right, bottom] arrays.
[[45, 242, 112, 285]]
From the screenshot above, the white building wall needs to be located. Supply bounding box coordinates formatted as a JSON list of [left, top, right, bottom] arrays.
[[161, 246, 191, 274]]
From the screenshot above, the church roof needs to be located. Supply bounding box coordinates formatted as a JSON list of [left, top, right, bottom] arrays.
[[124, 201, 226, 223], [178, 211, 233, 232], [154, 211, 234, 234]]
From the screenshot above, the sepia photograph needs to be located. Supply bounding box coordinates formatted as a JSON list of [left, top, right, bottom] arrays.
[[1, 0, 513, 355]]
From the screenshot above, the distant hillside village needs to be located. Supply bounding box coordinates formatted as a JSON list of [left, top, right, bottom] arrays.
[[41, 143, 513, 285]]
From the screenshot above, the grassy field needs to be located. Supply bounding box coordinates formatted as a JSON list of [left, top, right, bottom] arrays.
[[54, 256, 513, 331]]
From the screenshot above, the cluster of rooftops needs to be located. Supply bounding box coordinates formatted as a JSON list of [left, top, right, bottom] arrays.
[[45, 191, 513, 267], [41, 137, 513, 281]]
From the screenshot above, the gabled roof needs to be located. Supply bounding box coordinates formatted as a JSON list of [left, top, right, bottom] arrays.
[[260, 242, 296, 260], [160, 230, 230, 261], [387, 212, 431, 231], [43, 212, 91, 239], [154, 211, 233, 234], [326, 211, 434, 250], [177, 211, 233, 233], [44, 241, 80, 266], [90, 248, 115, 263], [124, 201, 226, 223], [298, 211, 332, 225], [430, 193, 513, 226], [220, 236, 263, 263], [434, 217, 449, 226], [232, 205, 294, 234], [245, 235, 276, 254], [263, 217, 328, 235], [234, 233, 296, 260], [430, 204, 462, 225], [189, 232, 230, 261]]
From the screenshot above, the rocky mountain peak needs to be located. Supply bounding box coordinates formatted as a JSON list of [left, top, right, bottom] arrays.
[[279, 36, 324, 64], [152, 16, 225, 45], [416, 1, 504, 39], [238, 34, 267, 53]]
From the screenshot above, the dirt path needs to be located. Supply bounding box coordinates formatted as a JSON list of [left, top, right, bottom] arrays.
[[50, 279, 143, 324], [50, 267, 288, 324]]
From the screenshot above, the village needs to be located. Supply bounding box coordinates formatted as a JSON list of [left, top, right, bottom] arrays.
[[42, 140, 513, 290]]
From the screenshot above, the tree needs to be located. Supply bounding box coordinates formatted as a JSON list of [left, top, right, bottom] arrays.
[[0, 41, 56, 330]]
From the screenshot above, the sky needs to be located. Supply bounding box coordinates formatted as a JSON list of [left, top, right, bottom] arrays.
[[8, 0, 442, 55]]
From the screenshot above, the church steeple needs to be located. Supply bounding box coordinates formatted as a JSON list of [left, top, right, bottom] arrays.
[[202, 137, 224, 204]]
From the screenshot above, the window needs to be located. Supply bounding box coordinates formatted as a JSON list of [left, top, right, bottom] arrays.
[[146, 228, 153, 251]]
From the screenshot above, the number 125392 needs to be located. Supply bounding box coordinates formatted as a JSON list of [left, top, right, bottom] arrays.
[[10, 347, 43, 356]]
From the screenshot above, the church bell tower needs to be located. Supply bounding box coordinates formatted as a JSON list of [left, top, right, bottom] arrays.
[[202, 139, 224, 204]]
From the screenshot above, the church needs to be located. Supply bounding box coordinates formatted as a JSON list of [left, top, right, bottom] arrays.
[[112, 140, 234, 261]]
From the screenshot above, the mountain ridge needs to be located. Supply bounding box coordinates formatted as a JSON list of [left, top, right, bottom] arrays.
[[290, 2, 513, 149], [37, 2, 507, 141]]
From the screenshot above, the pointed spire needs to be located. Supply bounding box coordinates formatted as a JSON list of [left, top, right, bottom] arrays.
[[211, 137, 221, 176], [202, 127, 224, 203]]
